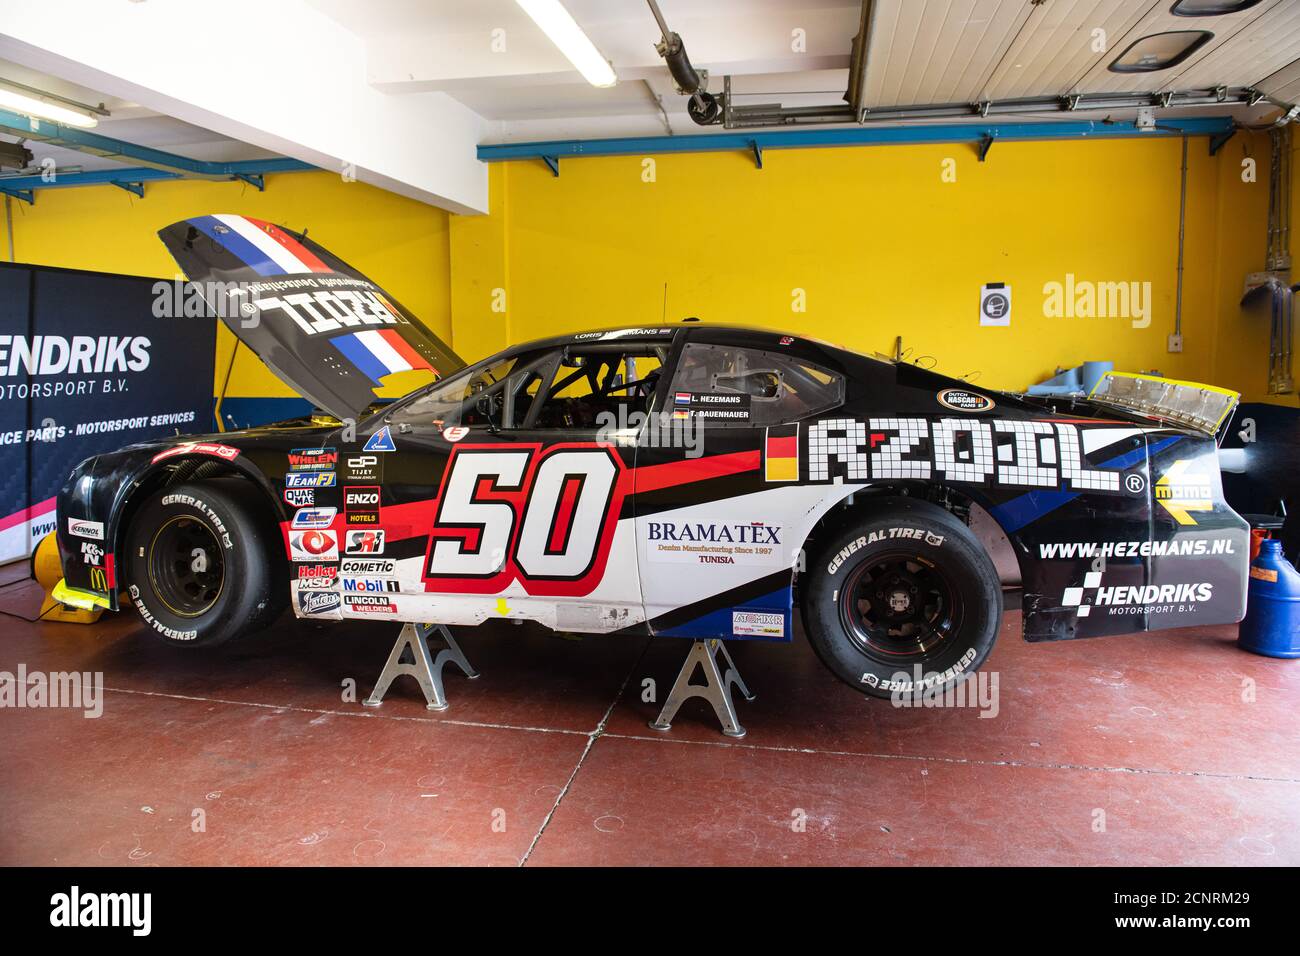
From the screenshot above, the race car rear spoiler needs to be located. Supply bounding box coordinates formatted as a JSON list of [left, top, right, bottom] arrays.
[[1088, 371, 1239, 438]]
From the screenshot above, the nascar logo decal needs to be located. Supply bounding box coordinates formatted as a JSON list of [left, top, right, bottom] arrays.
[[424, 443, 626, 597]]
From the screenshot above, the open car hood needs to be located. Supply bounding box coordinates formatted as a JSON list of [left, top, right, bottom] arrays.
[[159, 215, 464, 422]]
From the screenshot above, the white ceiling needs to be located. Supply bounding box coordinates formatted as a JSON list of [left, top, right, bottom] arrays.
[[3, 0, 1299, 196]]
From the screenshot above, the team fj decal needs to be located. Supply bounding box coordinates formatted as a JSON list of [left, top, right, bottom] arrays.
[[287, 447, 337, 472], [344, 594, 397, 614], [423, 443, 626, 597], [284, 487, 315, 507], [289, 529, 338, 562], [297, 590, 341, 615], [67, 517, 104, 540], [297, 564, 338, 590], [285, 471, 336, 489], [937, 388, 995, 413], [645, 520, 784, 566], [827, 527, 945, 575], [291, 507, 337, 530], [345, 529, 385, 554], [1154, 460, 1214, 526], [344, 453, 382, 482], [805, 417, 1134, 492], [364, 426, 397, 452], [1062, 571, 1215, 618], [150, 442, 240, 465], [732, 610, 785, 638], [344, 486, 380, 525]]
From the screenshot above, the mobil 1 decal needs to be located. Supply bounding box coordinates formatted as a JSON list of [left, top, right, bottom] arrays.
[[798, 416, 1144, 493], [423, 443, 626, 597]]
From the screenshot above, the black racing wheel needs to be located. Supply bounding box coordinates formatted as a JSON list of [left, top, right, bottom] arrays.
[[801, 498, 1002, 699], [123, 478, 286, 647]]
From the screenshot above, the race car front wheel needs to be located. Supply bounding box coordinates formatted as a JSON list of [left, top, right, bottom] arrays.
[[801, 499, 1002, 699], [123, 479, 285, 647]]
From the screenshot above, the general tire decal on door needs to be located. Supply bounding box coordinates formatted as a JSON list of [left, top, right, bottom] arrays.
[[423, 443, 626, 596]]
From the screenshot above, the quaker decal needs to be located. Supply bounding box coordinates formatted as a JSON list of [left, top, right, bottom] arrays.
[[151, 442, 239, 465], [297, 590, 341, 616], [645, 520, 784, 566], [285, 471, 336, 489], [672, 391, 751, 421], [937, 388, 995, 413], [67, 517, 104, 540], [283, 487, 315, 508], [343, 454, 382, 482], [287, 447, 338, 472], [1062, 571, 1215, 618], [290, 507, 337, 530], [344, 486, 380, 525], [806, 417, 1134, 492], [423, 443, 626, 597], [344, 594, 397, 614], [1154, 459, 1214, 525], [345, 529, 385, 554], [297, 564, 338, 590], [289, 529, 338, 562]]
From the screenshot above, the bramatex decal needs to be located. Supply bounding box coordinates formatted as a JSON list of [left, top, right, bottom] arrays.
[[645, 520, 784, 566]]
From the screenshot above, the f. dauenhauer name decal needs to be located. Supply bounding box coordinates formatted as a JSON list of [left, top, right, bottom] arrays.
[[805, 417, 1132, 491]]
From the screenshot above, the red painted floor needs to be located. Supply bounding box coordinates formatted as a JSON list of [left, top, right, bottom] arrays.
[[1, 568, 1297, 866]]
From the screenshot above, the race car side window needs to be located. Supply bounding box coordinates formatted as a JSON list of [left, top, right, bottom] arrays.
[[667, 343, 843, 427], [388, 352, 548, 429]]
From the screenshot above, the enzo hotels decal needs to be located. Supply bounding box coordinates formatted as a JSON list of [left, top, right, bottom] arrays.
[[423, 443, 626, 597]]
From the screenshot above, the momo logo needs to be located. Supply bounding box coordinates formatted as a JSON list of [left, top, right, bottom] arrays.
[[1062, 571, 1213, 618], [289, 530, 338, 562], [345, 529, 385, 554], [1154, 460, 1214, 526], [425, 444, 626, 597]]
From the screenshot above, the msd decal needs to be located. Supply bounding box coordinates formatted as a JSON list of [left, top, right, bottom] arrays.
[[424, 443, 626, 597], [806, 418, 1135, 492]]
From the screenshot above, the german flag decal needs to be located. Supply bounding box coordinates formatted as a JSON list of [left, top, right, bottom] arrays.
[[765, 423, 799, 482]]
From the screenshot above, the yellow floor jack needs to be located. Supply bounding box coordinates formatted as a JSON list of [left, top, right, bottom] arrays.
[[32, 534, 108, 625]]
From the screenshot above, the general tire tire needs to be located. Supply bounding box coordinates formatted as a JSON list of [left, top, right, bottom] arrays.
[[801, 499, 1001, 699], [123, 479, 285, 647]]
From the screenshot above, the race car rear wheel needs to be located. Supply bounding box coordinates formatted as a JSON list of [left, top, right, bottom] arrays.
[[123, 479, 285, 647], [801, 499, 1001, 699]]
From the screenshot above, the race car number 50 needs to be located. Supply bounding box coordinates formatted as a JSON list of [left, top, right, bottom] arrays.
[[424, 445, 625, 597]]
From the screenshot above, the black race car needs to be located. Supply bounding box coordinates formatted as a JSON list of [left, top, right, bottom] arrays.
[[53, 215, 1250, 697]]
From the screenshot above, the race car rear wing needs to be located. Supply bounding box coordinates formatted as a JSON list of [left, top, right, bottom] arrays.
[[1088, 371, 1239, 439]]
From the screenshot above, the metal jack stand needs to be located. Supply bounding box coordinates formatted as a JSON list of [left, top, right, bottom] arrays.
[[364, 623, 479, 712], [649, 639, 755, 738]]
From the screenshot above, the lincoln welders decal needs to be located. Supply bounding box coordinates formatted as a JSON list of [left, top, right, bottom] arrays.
[[1061, 571, 1215, 618], [807, 417, 1130, 492]]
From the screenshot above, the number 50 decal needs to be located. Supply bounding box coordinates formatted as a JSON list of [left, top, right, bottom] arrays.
[[424, 444, 626, 597]]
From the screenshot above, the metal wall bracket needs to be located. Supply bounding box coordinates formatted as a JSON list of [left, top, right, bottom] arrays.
[[1209, 128, 1236, 156], [750, 140, 763, 169], [233, 172, 265, 191], [363, 622, 479, 712], [541, 155, 560, 177], [977, 134, 995, 162], [0, 188, 34, 205], [111, 181, 144, 198], [649, 639, 755, 738]]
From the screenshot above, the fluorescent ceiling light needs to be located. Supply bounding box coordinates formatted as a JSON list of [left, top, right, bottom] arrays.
[[516, 0, 617, 88], [0, 85, 99, 128]]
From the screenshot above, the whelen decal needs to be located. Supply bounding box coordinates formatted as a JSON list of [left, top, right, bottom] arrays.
[[424, 443, 626, 597]]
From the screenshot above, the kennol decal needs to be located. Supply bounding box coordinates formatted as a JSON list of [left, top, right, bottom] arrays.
[[423, 443, 626, 597]]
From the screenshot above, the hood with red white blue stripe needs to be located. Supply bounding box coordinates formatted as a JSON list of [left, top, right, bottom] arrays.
[[159, 214, 463, 421]]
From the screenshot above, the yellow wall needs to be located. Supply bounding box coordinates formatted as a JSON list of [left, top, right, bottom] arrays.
[[1, 171, 452, 402], [1, 132, 1286, 408]]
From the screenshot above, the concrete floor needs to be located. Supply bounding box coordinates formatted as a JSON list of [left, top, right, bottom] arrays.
[[1, 566, 1298, 866]]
